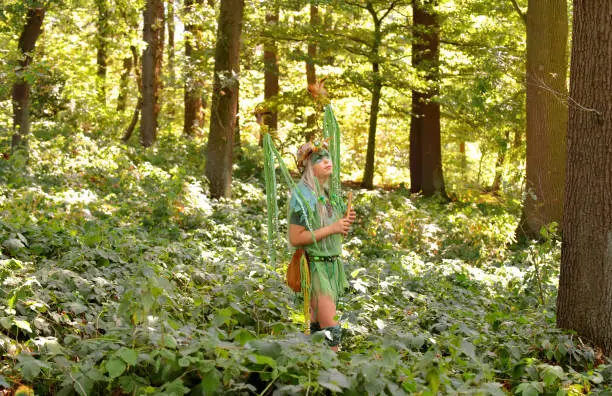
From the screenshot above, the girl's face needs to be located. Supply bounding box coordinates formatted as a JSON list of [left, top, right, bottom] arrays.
[[311, 150, 333, 180]]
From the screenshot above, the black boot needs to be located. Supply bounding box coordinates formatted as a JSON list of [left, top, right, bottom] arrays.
[[322, 325, 342, 347], [309, 322, 321, 333]]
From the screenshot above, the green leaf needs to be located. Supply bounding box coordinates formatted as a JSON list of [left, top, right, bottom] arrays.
[[161, 378, 189, 395], [0, 317, 13, 330], [541, 364, 565, 386], [248, 353, 277, 368], [107, 358, 127, 378], [201, 368, 220, 394], [318, 369, 351, 392], [0, 374, 10, 388], [178, 357, 191, 367], [14, 319, 32, 333], [162, 335, 177, 349], [232, 328, 256, 345], [18, 356, 42, 381], [117, 348, 138, 366], [72, 373, 94, 396], [460, 339, 476, 359]]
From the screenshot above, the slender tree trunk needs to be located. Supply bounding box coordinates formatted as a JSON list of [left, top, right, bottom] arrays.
[[117, 47, 136, 112], [140, 0, 165, 147], [121, 47, 142, 140], [167, 0, 176, 85], [206, 0, 245, 198], [513, 128, 522, 149], [410, 0, 445, 197], [516, 0, 568, 239], [362, 60, 381, 189], [95, 0, 108, 104], [234, 100, 242, 160], [361, 4, 382, 190], [263, 6, 280, 142], [11, 7, 45, 152], [305, 3, 318, 142], [491, 131, 510, 195], [557, 0, 612, 355], [459, 141, 467, 170], [183, 0, 205, 137], [122, 97, 143, 142]]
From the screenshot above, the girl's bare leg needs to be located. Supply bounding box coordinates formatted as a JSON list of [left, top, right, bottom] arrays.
[[311, 294, 339, 351]]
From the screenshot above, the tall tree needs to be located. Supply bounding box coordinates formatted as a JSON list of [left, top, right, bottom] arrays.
[[410, 0, 445, 197], [183, 0, 206, 137], [305, 3, 318, 141], [516, 0, 568, 239], [205, 0, 245, 198], [95, 0, 108, 104], [167, 0, 176, 85], [557, 0, 612, 354], [11, 6, 45, 152], [262, 4, 280, 142], [117, 46, 137, 112], [140, 0, 165, 147], [360, 1, 399, 189]]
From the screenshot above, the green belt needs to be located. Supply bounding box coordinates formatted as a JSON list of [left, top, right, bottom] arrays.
[[309, 255, 339, 263]]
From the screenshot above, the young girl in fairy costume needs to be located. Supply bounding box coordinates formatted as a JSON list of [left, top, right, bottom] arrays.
[[288, 141, 356, 350], [260, 79, 355, 350]]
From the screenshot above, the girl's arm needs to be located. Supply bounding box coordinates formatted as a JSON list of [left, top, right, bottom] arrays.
[[289, 218, 350, 246]]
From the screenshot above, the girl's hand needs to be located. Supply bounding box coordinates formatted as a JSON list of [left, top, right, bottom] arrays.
[[332, 218, 351, 236], [346, 209, 356, 224]]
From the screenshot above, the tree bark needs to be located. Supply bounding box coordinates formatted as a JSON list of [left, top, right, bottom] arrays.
[[557, 0, 612, 355], [263, 6, 280, 139], [122, 97, 143, 142], [459, 141, 467, 170], [117, 47, 136, 112], [95, 0, 108, 104], [305, 4, 318, 142], [516, 0, 568, 239], [11, 7, 45, 152], [183, 0, 205, 137], [491, 131, 510, 195], [362, 60, 381, 189], [205, 0, 245, 198], [361, 3, 383, 190], [410, 0, 445, 197], [167, 0, 176, 85], [140, 0, 165, 147]]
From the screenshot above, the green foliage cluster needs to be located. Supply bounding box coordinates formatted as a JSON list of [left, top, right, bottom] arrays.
[[0, 132, 610, 395]]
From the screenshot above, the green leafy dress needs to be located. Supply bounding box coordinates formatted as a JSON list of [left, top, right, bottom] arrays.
[[289, 180, 349, 305]]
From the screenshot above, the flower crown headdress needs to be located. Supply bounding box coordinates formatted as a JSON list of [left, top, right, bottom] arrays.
[[296, 138, 330, 172]]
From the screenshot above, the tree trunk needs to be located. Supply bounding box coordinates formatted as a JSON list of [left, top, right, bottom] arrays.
[[205, 0, 245, 198], [95, 0, 108, 104], [557, 0, 612, 355], [361, 4, 382, 190], [11, 7, 45, 152], [410, 0, 445, 197], [491, 131, 510, 195], [122, 97, 143, 142], [459, 141, 467, 170], [362, 60, 381, 189], [117, 49, 135, 112], [183, 0, 205, 137], [263, 6, 279, 137], [517, 0, 568, 239], [305, 4, 318, 142], [167, 0, 176, 86], [140, 0, 165, 147]]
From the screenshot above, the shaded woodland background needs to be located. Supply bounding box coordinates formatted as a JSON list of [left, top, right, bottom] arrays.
[[1, 0, 611, 394]]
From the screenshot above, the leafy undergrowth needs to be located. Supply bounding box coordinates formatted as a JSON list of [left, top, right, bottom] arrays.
[[0, 131, 611, 395]]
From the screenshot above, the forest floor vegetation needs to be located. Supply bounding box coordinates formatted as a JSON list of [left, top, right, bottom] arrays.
[[0, 130, 610, 395]]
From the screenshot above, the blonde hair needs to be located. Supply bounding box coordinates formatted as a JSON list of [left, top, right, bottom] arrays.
[[301, 159, 335, 251]]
